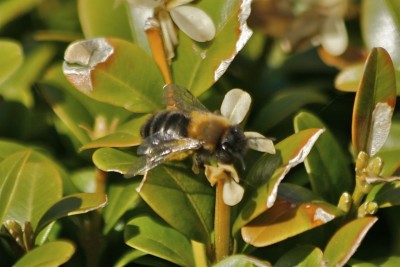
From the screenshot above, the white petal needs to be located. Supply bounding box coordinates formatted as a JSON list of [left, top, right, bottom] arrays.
[[321, 16, 348, 56], [244, 132, 275, 154], [167, 0, 193, 9], [158, 10, 177, 60], [223, 179, 244, 206], [170, 5, 216, 42], [220, 89, 251, 125], [368, 102, 394, 157]]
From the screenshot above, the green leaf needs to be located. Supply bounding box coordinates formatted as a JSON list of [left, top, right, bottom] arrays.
[[323, 217, 378, 267], [0, 44, 56, 107], [81, 114, 150, 150], [0, 150, 62, 230], [352, 48, 397, 157], [14, 240, 75, 267], [0, 140, 77, 195], [366, 182, 400, 208], [172, 0, 253, 96], [213, 254, 271, 267], [349, 256, 400, 267], [233, 128, 324, 233], [114, 250, 147, 267], [41, 63, 134, 147], [294, 112, 353, 203], [125, 215, 194, 267], [93, 147, 137, 174], [362, 0, 400, 70], [275, 245, 323, 267], [103, 179, 142, 234], [139, 165, 214, 243], [252, 89, 328, 132], [0, 39, 23, 84], [63, 37, 164, 113], [35, 193, 107, 235], [335, 64, 364, 92], [241, 184, 343, 247], [0, 0, 43, 28], [78, 0, 132, 40], [41, 66, 93, 145], [376, 119, 400, 176]]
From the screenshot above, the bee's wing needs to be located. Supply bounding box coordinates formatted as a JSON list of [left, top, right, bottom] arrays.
[[137, 131, 184, 155], [163, 84, 209, 113], [124, 137, 204, 178]]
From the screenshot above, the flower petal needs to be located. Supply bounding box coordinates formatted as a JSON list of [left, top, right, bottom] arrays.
[[320, 16, 348, 56], [166, 0, 194, 9], [159, 10, 177, 60], [244, 132, 275, 154], [220, 89, 251, 125], [170, 5, 216, 42], [223, 179, 244, 206]]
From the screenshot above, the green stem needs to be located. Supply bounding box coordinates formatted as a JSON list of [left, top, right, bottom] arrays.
[[192, 240, 208, 267], [214, 180, 231, 262]]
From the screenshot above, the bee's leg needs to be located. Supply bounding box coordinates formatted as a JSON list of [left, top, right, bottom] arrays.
[[192, 156, 200, 174], [192, 149, 209, 174]]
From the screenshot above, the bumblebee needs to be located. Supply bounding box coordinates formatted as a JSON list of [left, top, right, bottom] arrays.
[[124, 84, 274, 178]]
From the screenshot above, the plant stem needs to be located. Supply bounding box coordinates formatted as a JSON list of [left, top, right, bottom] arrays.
[[214, 180, 230, 262], [192, 240, 208, 267], [145, 23, 172, 84]]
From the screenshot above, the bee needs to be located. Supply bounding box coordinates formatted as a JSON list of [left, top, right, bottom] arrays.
[[124, 84, 274, 178]]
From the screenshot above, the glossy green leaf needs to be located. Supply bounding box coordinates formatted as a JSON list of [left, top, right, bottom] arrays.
[[0, 0, 43, 27], [125, 215, 194, 267], [0, 150, 62, 230], [0, 39, 23, 84], [93, 147, 137, 174], [323, 217, 378, 267], [81, 114, 150, 150], [78, 0, 132, 40], [0, 44, 56, 107], [214, 254, 271, 267], [114, 250, 147, 267], [103, 179, 141, 234], [35, 193, 107, 235], [63, 38, 164, 113], [41, 66, 92, 145], [252, 89, 328, 132], [275, 245, 323, 267], [14, 240, 75, 267], [0, 140, 77, 195], [0, 140, 25, 161], [241, 184, 343, 247], [294, 112, 353, 203], [41, 64, 133, 147], [335, 64, 364, 92], [139, 165, 214, 243], [234, 128, 324, 233], [352, 48, 397, 157], [376, 119, 400, 176], [362, 0, 400, 70], [349, 256, 400, 267], [70, 168, 96, 193], [366, 182, 400, 208], [172, 0, 253, 96]]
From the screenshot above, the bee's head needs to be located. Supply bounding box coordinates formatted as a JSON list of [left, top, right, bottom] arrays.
[[217, 126, 248, 169]]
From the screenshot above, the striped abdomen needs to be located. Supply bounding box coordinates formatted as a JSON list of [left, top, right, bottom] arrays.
[[141, 110, 190, 138]]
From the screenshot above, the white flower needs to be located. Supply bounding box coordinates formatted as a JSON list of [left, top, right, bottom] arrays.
[[205, 89, 275, 206], [125, 0, 216, 59]]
